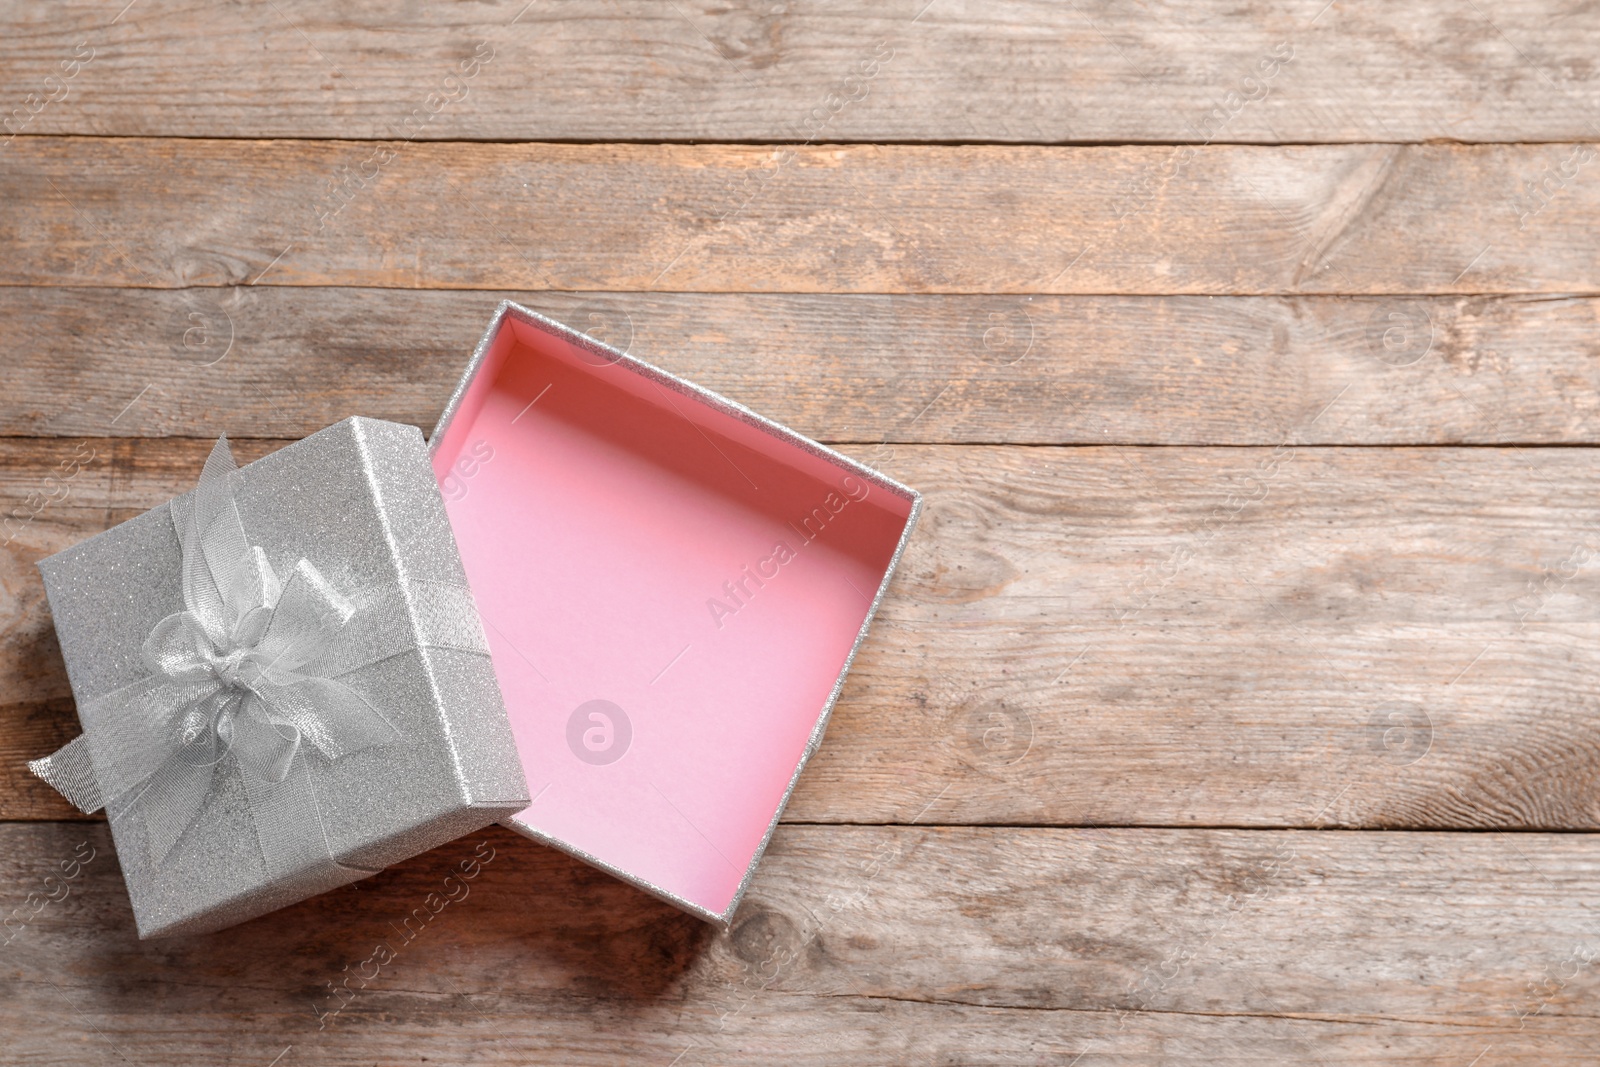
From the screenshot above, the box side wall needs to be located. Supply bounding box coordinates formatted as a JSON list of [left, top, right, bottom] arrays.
[[715, 488, 923, 922], [431, 305, 518, 467], [349, 417, 529, 812], [500, 308, 918, 523]]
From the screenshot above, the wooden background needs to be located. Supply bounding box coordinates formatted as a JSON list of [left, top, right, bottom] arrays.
[[4, 1, 1600, 1063]]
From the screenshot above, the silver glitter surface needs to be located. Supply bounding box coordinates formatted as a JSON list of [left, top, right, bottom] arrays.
[[39, 417, 529, 938]]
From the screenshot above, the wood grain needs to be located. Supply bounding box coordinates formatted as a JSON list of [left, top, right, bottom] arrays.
[[4, 1, 1600, 144], [7, 6, 1600, 1061], [9, 439, 1600, 830], [1, 822, 1596, 1065], [8, 286, 1600, 445], [4, 138, 1598, 294]]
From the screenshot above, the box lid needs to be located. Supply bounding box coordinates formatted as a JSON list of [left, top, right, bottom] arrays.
[[38, 417, 529, 937]]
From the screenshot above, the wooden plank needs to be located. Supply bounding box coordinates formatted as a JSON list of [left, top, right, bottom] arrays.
[[1, 822, 1597, 1064], [8, 440, 1600, 829], [3, 138, 1598, 294], [10, 286, 1600, 445], [3, 1, 1600, 144]]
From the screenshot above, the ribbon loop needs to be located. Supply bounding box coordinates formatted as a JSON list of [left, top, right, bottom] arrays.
[[229, 697, 303, 785]]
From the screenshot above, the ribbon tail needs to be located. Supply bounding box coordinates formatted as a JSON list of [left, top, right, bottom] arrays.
[[256, 676, 400, 761], [173, 435, 266, 646], [81, 680, 231, 869], [28, 735, 105, 814], [116, 749, 220, 868], [77, 675, 221, 808], [239, 751, 375, 881], [253, 560, 353, 679], [196, 438, 283, 627], [314, 581, 489, 680]]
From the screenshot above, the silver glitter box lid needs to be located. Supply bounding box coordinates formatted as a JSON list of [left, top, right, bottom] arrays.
[[39, 417, 530, 938]]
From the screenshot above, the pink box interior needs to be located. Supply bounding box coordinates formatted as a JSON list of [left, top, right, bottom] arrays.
[[431, 310, 916, 919]]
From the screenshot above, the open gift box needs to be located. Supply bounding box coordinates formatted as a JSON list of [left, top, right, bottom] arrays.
[[430, 302, 920, 922]]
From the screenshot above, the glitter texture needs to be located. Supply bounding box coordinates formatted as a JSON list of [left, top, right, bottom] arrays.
[[38, 418, 529, 938]]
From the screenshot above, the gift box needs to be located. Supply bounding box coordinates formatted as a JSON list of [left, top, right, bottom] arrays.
[[30, 417, 530, 938], [430, 301, 921, 923]]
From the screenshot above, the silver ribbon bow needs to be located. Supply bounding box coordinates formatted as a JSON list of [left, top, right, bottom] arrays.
[[31, 435, 459, 880]]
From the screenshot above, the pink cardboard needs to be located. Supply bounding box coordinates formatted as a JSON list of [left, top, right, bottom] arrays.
[[430, 303, 919, 922]]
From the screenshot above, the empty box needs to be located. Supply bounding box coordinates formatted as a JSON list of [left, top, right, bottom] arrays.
[[430, 302, 920, 922]]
